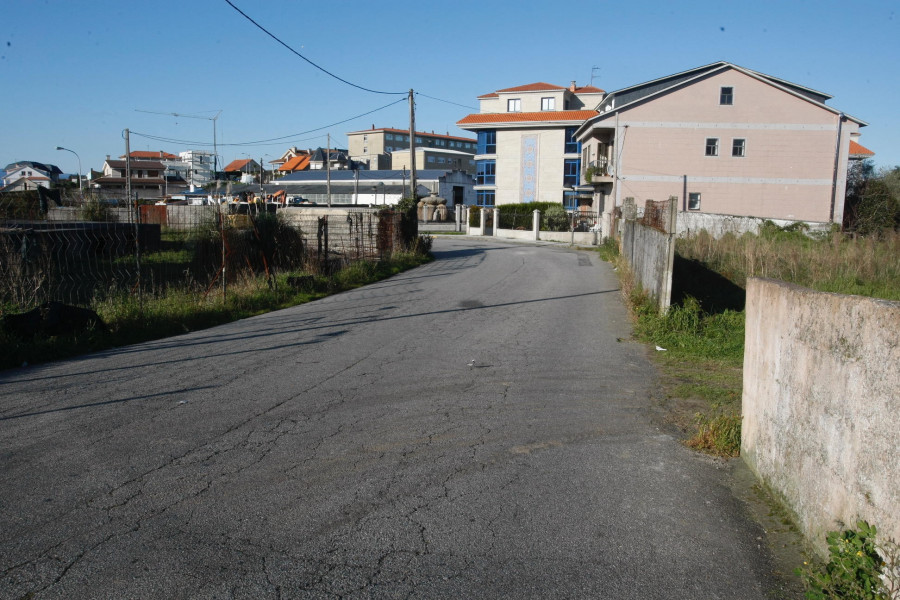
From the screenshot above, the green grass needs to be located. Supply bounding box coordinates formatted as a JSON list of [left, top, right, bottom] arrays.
[[0, 252, 432, 371]]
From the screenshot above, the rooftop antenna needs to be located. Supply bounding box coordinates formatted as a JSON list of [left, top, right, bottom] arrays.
[[590, 66, 600, 87], [135, 109, 222, 175]]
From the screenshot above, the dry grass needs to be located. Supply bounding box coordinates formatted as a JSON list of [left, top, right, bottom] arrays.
[[676, 227, 900, 300]]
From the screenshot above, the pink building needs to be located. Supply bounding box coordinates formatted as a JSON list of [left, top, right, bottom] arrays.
[[575, 62, 867, 233]]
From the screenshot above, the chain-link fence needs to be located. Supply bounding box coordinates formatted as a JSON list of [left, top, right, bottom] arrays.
[[1, 192, 405, 314]]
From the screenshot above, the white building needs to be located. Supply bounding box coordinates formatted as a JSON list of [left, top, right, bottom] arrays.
[[178, 150, 216, 188], [457, 82, 604, 207]]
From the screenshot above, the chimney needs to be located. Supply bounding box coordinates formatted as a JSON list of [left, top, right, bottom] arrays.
[[570, 81, 577, 92], [106, 155, 110, 161]]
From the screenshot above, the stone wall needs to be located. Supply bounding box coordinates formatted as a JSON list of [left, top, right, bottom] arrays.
[[742, 278, 900, 554]]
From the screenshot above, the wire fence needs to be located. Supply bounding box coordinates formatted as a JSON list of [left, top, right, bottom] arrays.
[[0, 191, 405, 314]]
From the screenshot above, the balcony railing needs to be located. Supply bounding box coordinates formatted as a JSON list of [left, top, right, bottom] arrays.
[[583, 157, 613, 183]]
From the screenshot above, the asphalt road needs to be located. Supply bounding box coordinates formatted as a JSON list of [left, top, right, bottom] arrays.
[[1, 237, 782, 599]]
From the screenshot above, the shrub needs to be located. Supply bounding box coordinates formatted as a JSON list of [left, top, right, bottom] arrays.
[[799, 521, 899, 600], [468, 205, 481, 227], [542, 204, 570, 232], [79, 198, 112, 222]]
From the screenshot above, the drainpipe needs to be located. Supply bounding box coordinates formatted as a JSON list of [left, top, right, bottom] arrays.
[[829, 112, 844, 223], [682, 175, 687, 212]]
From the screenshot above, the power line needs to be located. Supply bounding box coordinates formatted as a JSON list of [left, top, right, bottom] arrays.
[[131, 97, 406, 148], [415, 92, 478, 111], [224, 0, 406, 96]]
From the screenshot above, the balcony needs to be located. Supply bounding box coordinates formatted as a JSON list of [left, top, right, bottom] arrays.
[[583, 158, 613, 184]]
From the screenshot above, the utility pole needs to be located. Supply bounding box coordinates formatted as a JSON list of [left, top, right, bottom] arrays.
[[408, 89, 417, 201], [326, 133, 332, 207]]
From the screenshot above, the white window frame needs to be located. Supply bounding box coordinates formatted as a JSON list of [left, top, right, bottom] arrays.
[[688, 193, 701, 211], [507, 98, 521, 112], [541, 97, 555, 111], [732, 138, 746, 157], [705, 138, 719, 157]]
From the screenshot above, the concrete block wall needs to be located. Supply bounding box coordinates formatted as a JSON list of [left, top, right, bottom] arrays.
[[742, 278, 900, 554], [676, 212, 832, 239]]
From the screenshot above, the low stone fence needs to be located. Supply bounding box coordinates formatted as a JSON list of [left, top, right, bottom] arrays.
[[676, 212, 832, 238], [465, 207, 600, 246], [741, 278, 900, 554]]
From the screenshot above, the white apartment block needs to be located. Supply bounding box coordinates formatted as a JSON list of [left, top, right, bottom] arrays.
[[457, 82, 604, 207]]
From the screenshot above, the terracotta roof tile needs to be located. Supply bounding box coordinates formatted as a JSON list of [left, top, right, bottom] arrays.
[[849, 141, 874, 157], [224, 158, 254, 172], [574, 85, 605, 94], [477, 92, 499, 99], [279, 155, 310, 171], [122, 150, 179, 160], [495, 82, 566, 93], [457, 110, 598, 126]]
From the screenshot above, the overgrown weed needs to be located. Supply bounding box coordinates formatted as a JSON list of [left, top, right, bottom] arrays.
[[677, 227, 900, 300], [0, 251, 431, 370]]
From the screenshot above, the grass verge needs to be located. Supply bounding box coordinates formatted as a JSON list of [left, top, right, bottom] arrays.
[[601, 243, 745, 457], [1, 251, 432, 371]]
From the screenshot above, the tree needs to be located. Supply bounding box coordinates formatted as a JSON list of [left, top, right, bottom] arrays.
[[844, 160, 900, 235]]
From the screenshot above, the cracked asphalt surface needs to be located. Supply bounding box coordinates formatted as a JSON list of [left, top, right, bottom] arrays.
[[1, 237, 781, 599]]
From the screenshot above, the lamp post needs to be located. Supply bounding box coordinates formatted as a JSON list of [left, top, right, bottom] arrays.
[[56, 146, 82, 194]]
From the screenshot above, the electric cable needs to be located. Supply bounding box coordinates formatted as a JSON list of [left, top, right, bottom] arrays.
[[224, 0, 406, 96]]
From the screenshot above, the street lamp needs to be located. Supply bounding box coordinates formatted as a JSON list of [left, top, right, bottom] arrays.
[[56, 146, 82, 194]]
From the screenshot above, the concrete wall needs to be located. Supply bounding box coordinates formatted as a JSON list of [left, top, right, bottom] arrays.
[[742, 278, 900, 554], [622, 220, 674, 311], [676, 211, 832, 238]]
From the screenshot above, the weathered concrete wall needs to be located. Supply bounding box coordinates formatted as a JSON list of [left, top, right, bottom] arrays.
[[622, 221, 674, 311], [742, 278, 900, 554], [677, 212, 831, 239]]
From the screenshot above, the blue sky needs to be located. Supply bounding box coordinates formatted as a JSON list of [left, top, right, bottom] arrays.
[[2, 0, 898, 175]]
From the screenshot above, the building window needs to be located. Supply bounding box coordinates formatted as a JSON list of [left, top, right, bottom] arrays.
[[416, 137, 422, 143], [705, 138, 719, 156], [732, 138, 746, 157], [476, 190, 495, 206], [386, 134, 394, 140], [438, 157, 445, 163], [541, 97, 555, 111], [563, 190, 578, 210], [563, 159, 581, 187], [564, 127, 580, 154], [363, 146, 367, 153], [688, 193, 701, 210], [477, 130, 496, 154], [507, 98, 521, 112], [363, 134, 367, 141], [427, 156, 435, 163], [720, 87, 733, 105], [476, 159, 496, 185]]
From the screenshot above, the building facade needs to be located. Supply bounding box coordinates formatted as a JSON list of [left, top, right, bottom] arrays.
[[272, 169, 476, 206], [457, 82, 604, 207], [575, 62, 867, 233], [346, 128, 477, 171], [1, 161, 63, 191]]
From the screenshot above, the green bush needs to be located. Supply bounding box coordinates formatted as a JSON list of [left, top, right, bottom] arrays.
[[79, 199, 112, 222], [497, 202, 560, 229], [798, 521, 898, 600], [542, 204, 570, 232], [468, 205, 481, 227]]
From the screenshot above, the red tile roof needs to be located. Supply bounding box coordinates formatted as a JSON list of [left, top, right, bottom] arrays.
[[121, 150, 179, 160], [279, 155, 310, 172], [478, 82, 605, 98], [224, 158, 254, 172], [849, 141, 874, 157], [496, 82, 566, 93], [457, 110, 598, 126]]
